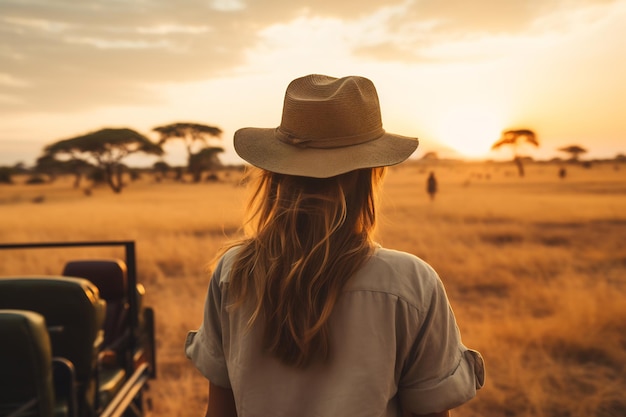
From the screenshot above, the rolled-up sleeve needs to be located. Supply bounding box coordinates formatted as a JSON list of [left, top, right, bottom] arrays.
[[399, 275, 485, 414], [185, 261, 231, 388]]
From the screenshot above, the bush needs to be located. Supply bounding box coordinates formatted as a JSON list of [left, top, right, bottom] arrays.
[[0, 167, 13, 184], [25, 175, 46, 185]]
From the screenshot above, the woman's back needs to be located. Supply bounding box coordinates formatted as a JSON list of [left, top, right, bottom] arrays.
[[186, 246, 484, 417]]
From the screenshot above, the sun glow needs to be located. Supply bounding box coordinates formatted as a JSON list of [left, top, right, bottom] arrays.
[[433, 105, 505, 159]]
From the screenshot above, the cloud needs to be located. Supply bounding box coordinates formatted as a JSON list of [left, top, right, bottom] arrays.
[[398, 0, 620, 35], [353, 0, 623, 62], [136, 24, 213, 35], [0, 0, 622, 114], [0, 0, 264, 112], [0, 73, 31, 87]]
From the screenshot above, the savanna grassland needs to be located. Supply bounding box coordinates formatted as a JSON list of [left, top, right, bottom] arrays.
[[1, 160, 625, 417]]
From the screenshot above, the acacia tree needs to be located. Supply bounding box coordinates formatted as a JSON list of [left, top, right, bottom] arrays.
[[491, 129, 539, 177], [558, 145, 588, 162], [152, 122, 223, 182], [189, 147, 224, 182], [43, 128, 163, 193], [35, 154, 93, 187]]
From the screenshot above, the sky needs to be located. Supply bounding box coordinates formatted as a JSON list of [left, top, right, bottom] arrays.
[[1, 0, 625, 168]]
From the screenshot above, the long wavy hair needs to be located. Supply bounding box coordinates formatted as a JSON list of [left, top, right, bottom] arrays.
[[224, 166, 386, 368]]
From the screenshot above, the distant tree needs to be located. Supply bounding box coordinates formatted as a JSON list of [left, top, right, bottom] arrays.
[[421, 151, 439, 160], [153, 161, 171, 181], [34, 155, 62, 182], [88, 168, 108, 186], [66, 159, 95, 188], [43, 128, 163, 193], [0, 167, 13, 184], [173, 166, 185, 182], [153, 122, 222, 155], [25, 175, 46, 185], [35, 155, 93, 187], [129, 168, 141, 181], [558, 145, 588, 162], [491, 129, 539, 177], [153, 122, 223, 182], [189, 147, 224, 182], [12, 162, 28, 174]]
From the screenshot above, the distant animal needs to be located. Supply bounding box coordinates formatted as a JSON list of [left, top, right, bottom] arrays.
[[426, 172, 438, 201]]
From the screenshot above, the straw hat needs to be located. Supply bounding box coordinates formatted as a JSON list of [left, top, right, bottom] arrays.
[[234, 74, 419, 178]]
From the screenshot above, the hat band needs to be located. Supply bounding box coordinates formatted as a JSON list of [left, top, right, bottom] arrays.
[[275, 127, 385, 149]]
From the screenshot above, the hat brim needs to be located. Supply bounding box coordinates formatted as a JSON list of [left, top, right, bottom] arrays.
[[234, 128, 419, 178]]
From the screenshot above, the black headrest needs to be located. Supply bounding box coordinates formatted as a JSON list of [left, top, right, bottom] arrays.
[[63, 259, 128, 301]]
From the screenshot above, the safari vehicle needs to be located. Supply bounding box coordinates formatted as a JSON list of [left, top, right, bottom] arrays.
[[0, 241, 156, 417]]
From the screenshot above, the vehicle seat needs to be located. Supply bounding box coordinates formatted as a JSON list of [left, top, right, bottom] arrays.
[[62, 260, 131, 409], [0, 309, 55, 417], [62, 260, 129, 350], [0, 277, 106, 416]]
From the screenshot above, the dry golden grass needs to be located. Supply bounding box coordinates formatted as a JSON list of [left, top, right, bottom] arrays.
[[1, 161, 625, 417]]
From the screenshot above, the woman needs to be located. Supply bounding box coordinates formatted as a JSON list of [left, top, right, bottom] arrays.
[[185, 74, 484, 417]]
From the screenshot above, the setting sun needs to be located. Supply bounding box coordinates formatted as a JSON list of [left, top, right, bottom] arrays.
[[433, 105, 505, 159]]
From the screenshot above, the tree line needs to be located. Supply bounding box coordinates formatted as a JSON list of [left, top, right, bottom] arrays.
[[491, 129, 599, 177], [1, 122, 224, 193], [1, 125, 613, 191]]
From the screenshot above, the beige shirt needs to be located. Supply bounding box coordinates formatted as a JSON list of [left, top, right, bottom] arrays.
[[185, 246, 484, 416]]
